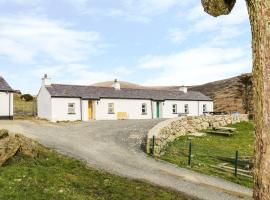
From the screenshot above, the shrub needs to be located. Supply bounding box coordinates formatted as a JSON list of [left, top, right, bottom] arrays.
[[20, 94, 34, 102]]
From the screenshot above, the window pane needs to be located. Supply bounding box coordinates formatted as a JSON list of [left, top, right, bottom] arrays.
[[108, 103, 114, 114], [142, 103, 147, 114], [184, 104, 189, 114], [203, 104, 207, 112], [172, 104, 177, 113], [68, 103, 75, 114]]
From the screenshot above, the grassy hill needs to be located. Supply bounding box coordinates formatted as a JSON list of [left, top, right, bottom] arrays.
[[0, 144, 192, 200]]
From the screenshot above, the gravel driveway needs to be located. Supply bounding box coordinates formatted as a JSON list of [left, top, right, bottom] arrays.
[[0, 119, 252, 200]]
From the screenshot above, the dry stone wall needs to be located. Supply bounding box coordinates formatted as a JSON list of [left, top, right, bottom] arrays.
[[146, 114, 249, 156]]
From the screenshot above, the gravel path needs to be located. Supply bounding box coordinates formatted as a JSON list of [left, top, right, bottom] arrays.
[[0, 120, 252, 200]]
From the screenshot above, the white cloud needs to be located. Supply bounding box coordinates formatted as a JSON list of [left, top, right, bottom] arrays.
[[114, 66, 133, 76], [31, 64, 116, 86], [138, 46, 251, 86], [68, 0, 187, 22], [0, 0, 37, 3], [188, 1, 248, 33], [138, 47, 246, 69], [168, 28, 186, 44], [0, 15, 105, 64]]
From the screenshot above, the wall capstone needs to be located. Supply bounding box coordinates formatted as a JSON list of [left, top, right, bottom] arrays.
[[146, 114, 248, 156]]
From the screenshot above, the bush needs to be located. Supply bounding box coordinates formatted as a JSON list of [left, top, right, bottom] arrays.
[[20, 94, 34, 102]]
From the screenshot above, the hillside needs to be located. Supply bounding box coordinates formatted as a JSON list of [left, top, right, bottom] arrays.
[[190, 73, 253, 114], [93, 80, 145, 89], [93, 74, 253, 114]]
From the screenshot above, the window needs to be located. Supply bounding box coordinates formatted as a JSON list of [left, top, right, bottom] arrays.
[[142, 103, 147, 115], [68, 103, 75, 114], [172, 104, 177, 114], [108, 103, 114, 114], [203, 104, 207, 113], [184, 104, 189, 114]]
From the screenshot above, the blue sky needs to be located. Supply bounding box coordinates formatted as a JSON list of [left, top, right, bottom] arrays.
[[0, 0, 251, 94]]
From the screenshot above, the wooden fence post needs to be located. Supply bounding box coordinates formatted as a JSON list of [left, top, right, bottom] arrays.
[[188, 141, 192, 166], [234, 150, 239, 176]]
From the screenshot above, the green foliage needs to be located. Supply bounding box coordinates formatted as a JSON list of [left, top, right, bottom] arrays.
[[0, 146, 190, 200], [20, 94, 34, 102], [161, 121, 254, 188]]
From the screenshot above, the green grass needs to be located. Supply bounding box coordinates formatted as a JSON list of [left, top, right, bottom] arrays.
[[161, 121, 254, 188], [0, 146, 191, 200]]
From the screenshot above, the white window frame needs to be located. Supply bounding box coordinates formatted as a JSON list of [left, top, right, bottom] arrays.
[[68, 103, 75, 114], [142, 103, 147, 115], [184, 104, 189, 114], [203, 104, 207, 113], [108, 103, 114, 114], [172, 104, 177, 114]]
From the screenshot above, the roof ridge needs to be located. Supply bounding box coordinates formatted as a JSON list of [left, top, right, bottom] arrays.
[[50, 83, 188, 93]]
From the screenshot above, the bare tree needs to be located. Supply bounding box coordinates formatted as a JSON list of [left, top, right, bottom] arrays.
[[201, 0, 270, 199]]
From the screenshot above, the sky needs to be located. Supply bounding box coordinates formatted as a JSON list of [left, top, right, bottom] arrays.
[[0, 0, 252, 94]]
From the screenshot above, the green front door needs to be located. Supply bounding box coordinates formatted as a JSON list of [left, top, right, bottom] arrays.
[[156, 102, 160, 118]]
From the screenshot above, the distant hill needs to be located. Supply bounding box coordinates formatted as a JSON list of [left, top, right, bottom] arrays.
[[93, 74, 253, 114], [190, 74, 253, 114], [93, 81, 145, 89], [92, 81, 181, 91]]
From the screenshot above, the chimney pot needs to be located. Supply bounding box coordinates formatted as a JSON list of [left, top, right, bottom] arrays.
[[112, 79, 121, 90], [42, 74, 51, 86], [179, 86, 188, 93]]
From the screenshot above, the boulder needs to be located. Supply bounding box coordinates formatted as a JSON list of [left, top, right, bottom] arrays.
[[0, 129, 9, 139], [0, 137, 20, 166], [0, 131, 39, 167]]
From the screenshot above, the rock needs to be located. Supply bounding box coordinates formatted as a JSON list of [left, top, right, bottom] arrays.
[[188, 132, 206, 137], [0, 133, 39, 167], [15, 134, 38, 158], [0, 137, 21, 166], [0, 129, 9, 139], [201, 122, 210, 130], [147, 114, 248, 156]]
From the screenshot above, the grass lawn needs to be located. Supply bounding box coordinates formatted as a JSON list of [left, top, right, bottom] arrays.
[[161, 121, 254, 188], [0, 145, 191, 200]]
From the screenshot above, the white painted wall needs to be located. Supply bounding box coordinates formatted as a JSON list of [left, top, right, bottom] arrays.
[[0, 92, 13, 117], [81, 100, 88, 121], [162, 100, 214, 118], [95, 98, 152, 120], [37, 90, 213, 122], [37, 86, 52, 120], [198, 101, 214, 115], [51, 98, 82, 122]]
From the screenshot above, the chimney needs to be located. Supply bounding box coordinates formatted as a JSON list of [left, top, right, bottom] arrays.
[[42, 74, 51, 86], [112, 79, 121, 90], [179, 86, 187, 93]]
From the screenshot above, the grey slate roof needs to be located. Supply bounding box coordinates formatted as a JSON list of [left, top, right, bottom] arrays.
[[0, 76, 13, 92], [46, 84, 212, 101]]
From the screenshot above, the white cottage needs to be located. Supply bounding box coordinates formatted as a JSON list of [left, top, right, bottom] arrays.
[[0, 76, 14, 119], [37, 75, 213, 122]]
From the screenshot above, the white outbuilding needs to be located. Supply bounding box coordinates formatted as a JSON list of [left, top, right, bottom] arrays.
[[37, 75, 213, 122], [0, 76, 14, 119]]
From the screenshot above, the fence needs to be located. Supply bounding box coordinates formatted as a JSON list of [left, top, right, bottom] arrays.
[[151, 136, 253, 185]]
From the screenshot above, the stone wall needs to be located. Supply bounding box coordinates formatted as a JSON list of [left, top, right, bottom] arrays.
[[14, 93, 37, 117], [146, 114, 249, 156]]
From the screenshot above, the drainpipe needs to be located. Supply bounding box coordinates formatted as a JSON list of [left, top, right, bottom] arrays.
[[198, 101, 200, 116], [9, 92, 11, 119], [151, 101, 154, 119], [80, 99, 83, 121]]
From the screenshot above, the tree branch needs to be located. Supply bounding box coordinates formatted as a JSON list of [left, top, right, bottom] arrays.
[[201, 0, 236, 17]]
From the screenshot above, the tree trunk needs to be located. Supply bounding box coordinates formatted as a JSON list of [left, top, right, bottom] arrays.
[[246, 1, 270, 199]]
